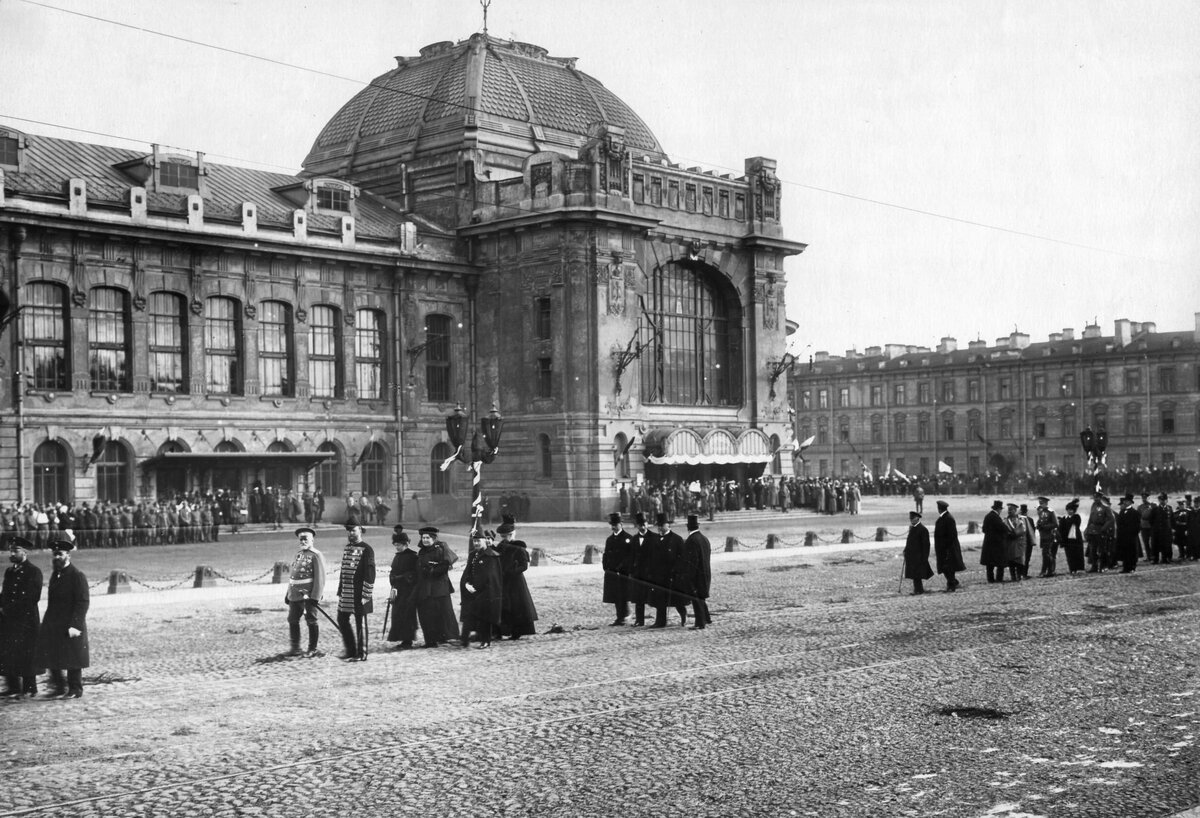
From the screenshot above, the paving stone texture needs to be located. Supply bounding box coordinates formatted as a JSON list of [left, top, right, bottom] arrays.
[[1, 498, 1197, 817]]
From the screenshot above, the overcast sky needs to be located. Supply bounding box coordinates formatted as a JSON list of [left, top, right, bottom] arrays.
[[3, 0, 1198, 355]]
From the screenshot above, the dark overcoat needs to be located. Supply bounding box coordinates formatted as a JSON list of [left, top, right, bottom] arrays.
[[676, 530, 712, 600], [1116, 506, 1142, 564], [980, 509, 1008, 567], [933, 512, 966, 574], [627, 529, 654, 605], [36, 562, 89, 670], [0, 560, 43, 677], [415, 541, 459, 642], [602, 530, 634, 604], [387, 548, 420, 642], [460, 546, 502, 632], [647, 530, 681, 607], [497, 540, 538, 636], [903, 523, 934, 580]]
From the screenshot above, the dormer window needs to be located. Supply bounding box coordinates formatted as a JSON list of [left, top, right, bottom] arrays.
[[160, 161, 199, 189], [317, 186, 349, 211], [0, 130, 26, 171]]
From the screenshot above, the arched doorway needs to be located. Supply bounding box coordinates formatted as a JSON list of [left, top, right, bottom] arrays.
[[212, 441, 242, 495], [33, 441, 70, 506], [156, 440, 188, 499]]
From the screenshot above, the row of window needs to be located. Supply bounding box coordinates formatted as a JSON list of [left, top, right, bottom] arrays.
[[631, 174, 754, 219], [809, 450, 1183, 479], [798, 366, 1193, 409], [23, 283, 385, 399], [798, 403, 1193, 446]]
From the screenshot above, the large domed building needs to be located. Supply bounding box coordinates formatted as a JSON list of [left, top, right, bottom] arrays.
[[0, 32, 804, 524]]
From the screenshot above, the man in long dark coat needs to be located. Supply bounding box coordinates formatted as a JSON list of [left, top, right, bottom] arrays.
[[1115, 494, 1142, 573], [680, 514, 712, 629], [980, 499, 1009, 583], [36, 540, 89, 699], [649, 513, 686, 628], [903, 511, 934, 595], [1034, 496, 1060, 578], [628, 512, 653, 626], [602, 512, 633, 626], [495, 515, 537, 639], [387, 526, 420, 649], [932, 500, 965, 592], [459, 531, 502, 648], [1150, 493, 1174, 564], [335, 515, 375, 661], [1, 537, 42, 697], [414, 526, 459, 647]]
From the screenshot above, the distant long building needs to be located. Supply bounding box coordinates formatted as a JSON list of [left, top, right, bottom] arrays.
[[787, 317, 1200, 479]]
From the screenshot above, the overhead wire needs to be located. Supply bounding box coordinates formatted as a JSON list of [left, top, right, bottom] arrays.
[[1, 0, 1168, 264]]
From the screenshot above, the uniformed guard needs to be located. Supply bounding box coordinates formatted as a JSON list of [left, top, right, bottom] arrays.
[[35, 540, 89, 699], [335, 515, 375, 661], [1034, 497, 1059, 577], [1, 537, 43, 698], [285, 526, 326, 657]]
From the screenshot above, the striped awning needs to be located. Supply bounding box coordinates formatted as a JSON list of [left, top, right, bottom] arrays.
[[643, 427, 773, 465]]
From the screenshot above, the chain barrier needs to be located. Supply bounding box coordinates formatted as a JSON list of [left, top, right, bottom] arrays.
[[126, 573, 195, 592], [88, 577, 108, 590], [541, 551, 585, 565], [210, 567, 276, 585]]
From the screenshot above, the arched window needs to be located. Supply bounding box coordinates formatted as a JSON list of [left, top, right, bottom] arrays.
[[309, 305, 341, 398], [356, 308, 385, 400], [425, 314, 452, 403], [265, 441, 292, 491], [89, 287, 131, 391], [259, 301, 294, 397], [212, 440, 242, 495], [361, 442, 388, 496], [33, 441, 69, 505], [769, 434, 782, 475], [538, 434, 553, 478], [205, 296, 242, 394], [315, 442, 341, 496], [149, 292, 187, 393], [23, 282, 70, 390], [613, 433, 631, 480], [638, 260, 741, 406], [95, 441, 130, 503], [156, 439, 188, 499], [431, 442, 453, 495]]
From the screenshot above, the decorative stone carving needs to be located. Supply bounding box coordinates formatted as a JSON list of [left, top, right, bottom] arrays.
[[244, 303, 257, 320], [606, 263, 625, 315]]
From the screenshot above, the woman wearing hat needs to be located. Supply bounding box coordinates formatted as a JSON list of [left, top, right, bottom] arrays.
[[386, 527, 420, 650], [495, 515, 537, 640], [459, 530, 502, 648], [1057, 499, 1085, 574], [414, 526, 459, 648]]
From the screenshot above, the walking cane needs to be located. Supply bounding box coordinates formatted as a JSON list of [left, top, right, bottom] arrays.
[[381, 597, 392, 640], [356, 614, 367, 661]]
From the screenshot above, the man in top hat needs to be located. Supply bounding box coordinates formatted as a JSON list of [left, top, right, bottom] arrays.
[[387, 526, 420, 650], [1, 537, 42, 697], [628, 512, 653, 626], [1115, 494, 1142, 573], [414, 526, 459, 648], [35, 540, 89, 699], [1150, 492, 1174, 565], [903, 510, 933, 595], [495, 515, 538, 639], [1034, 497, 1060, 578], [933, 500, 965, 592], [335, 515, 375, 661], [647, 512, 685, 628], [285, 525, 326, 657], [980, 500, 1009, 583], [679, 513, 712, 628], [602, 512, 634, 626], [1186, 495, 1200, 562]]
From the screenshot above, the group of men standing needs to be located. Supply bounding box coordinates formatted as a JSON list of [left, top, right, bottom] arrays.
[[601, 511, 713, 630], [0, 538, 91, 699]]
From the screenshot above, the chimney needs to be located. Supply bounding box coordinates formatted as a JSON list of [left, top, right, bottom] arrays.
[[937, 337, 958, 354], [844, 349, 859, 359], [1061, 327, 1074, 340], [814, 351, 829, 363], [1142, 321, 1156, 334], [1083, 324, 1102, 339], [968, 339, 988, 350], [1114, 318, 1131, 347], [865, 345, 882, 357], [995, 337, 1010, 349], [1009, 331, 1030, 350], [1048, 332, 1062, 342], [884, 343, 907, 359]]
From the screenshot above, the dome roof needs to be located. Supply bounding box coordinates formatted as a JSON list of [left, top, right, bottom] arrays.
[[303, 34, 665, 173]]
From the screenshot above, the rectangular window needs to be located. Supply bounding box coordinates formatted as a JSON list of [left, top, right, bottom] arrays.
[[204, 297, 241, 395], [838, 420, 850, 442], [425, 315, 452, 403], [1034, 454, 1046, 471], [870, 417, 882, 443], [999, 415, 1013, 438], [919, 457, 929, 475], [943, 416, 956, 440], [1124, 368, 1141, 394], [24, 282, 69, 390], [941, 379, 955, 403], [149, 293, 186, 393], [531, 163, 552, 198], [1032, 374, 1046, 398], [918, 417, 930, 442], [702, 187, 713, 215], [309, 306, 342, 398], [159, 161, 198, 189], [998, 377, 1011, 400], [838, 387, 849, 408], [534, 297, 552, 340], [718, 190, 729, 217], [317, 186, 349, 211], [258, 301, 294, 397], [89, 288, 131, 392], [1090, 369, 1107, 396], [537, 358, 552, 399], [969, 455, 981, 475], [684, 184, 696, 212], [1063, 454, 1075, 472], [1161, 408, 1175, 434], [967, 379, 980, 401], [918, 382, 931, 404], [1124, 408, 1141, 437], [0, 136, 18, 167], [818, 459, 827, 478], [668, 181, 680, 208], [734, 193, 745, 220], [632, 175, 645, 203], [895, 457, 906, 474], [801, 390, 811, 410], [1159, 367, 1176, 392], [967, 414, 979, 440], [893, 416, 907, 442], [894, 384, 906, 405], [840, 458, 849, 475], [818, 389, 829, 409], [872, 458, 882, 477], [817, 422, 829, 445], [1061, 410, 1076, 437], [650, 177, 663, 205], [1033, 420, 1046, 438], [1060, 373, 1076, 397], [870, 385, 882, 407]]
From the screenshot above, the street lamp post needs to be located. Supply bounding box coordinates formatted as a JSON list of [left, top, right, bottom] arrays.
[[444, 403, 504, 538]]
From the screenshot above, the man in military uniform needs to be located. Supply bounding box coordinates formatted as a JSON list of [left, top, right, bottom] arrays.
[[36, 540, 89, 699], [602, 512, 633, 626], [1085, 494, 1115, 573], [335, 515, 375, 661], [1, 537, 42, 698], [1034, 496, 1059, 578], [1115, 494, 1142, 573], [1137, 492, 1154, 561], [285, 525, 326, 657]]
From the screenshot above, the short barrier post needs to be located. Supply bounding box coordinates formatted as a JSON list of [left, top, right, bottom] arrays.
[[724, 536, 738, 552], [968, 521, 980, 534], [804, 531, 816, 547], [583, 544, 598, 565], [841, 529, 853, 544], [272, 562, 291, 584], [875, 527, 887, 541], [107, 569, 131, 595], [194, 565, 217, 588], [530, 548, 545, 567], [766, 534, 780, 550]]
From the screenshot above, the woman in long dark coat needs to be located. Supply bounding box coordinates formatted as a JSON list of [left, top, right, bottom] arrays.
[[36, 541, 89, 698], [386, 528, 420, 648], [414, 526, 460, 647], [1058, 499, 1085, 573], [495, 516, 537, 639], [460, 531, 502, 647]]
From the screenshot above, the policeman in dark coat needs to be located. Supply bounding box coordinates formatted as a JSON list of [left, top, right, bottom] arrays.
[[496, 515, 538, 639], [681, 514, 712, 629], [1150, 493, 1174, 564], [414, 526, 459, 647], [932, 500, 965, 592], [1, 537, 42, 697], [628, 512, 653, 626], [386, 526, 420, 649], [459, 530, 502, 648], [35, 540, 89, 699], [903, 511, 934, 595], [335, 515, 375, 661], [602, 512, 634, 626], [649, 512, 687, 628], [1034, 496, 1060, 578], [980, 500, 1009, 583], [1116, 494, 1142, 573]]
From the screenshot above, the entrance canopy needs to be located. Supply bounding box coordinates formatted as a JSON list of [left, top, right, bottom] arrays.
[[140, 452, 335, 470], [643, 427, 772, 466]]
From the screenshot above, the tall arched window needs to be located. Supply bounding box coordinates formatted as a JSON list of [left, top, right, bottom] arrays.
[[156, 439, 188, 499], [361, 442, 387, 497], [431, 442, 453, 495], [613, 433, 631, 480], [23, 282, 70, 390], [265, 441, 292, 490], [89, 287, 131, 391], [149, 292, 187, 393], [538, 434, 553, 478], [315, 442, 341, 496], [309, 305, 341, 398], [638, 260, 741, 406], [769, 434, 782, 475], [33, 441, 69, 505], [95, 441, 130, 503], [259, 301, 294, 397], [212, 440, 242, 495], [356, 309, 385, 400], [205, 296, 242, 394], [425, 314, 452, 403]]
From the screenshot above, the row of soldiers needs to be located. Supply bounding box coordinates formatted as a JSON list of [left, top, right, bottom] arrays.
[[601, 511, 713, 629]]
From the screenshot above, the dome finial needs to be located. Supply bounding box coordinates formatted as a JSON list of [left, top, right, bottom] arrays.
[[480, 0, 491, 35]]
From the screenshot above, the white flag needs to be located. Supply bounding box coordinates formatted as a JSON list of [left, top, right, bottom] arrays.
[[937, 460, 953, 474]]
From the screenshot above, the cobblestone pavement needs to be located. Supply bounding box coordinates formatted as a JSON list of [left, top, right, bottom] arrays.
[[1, 530, 1197, 818]]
